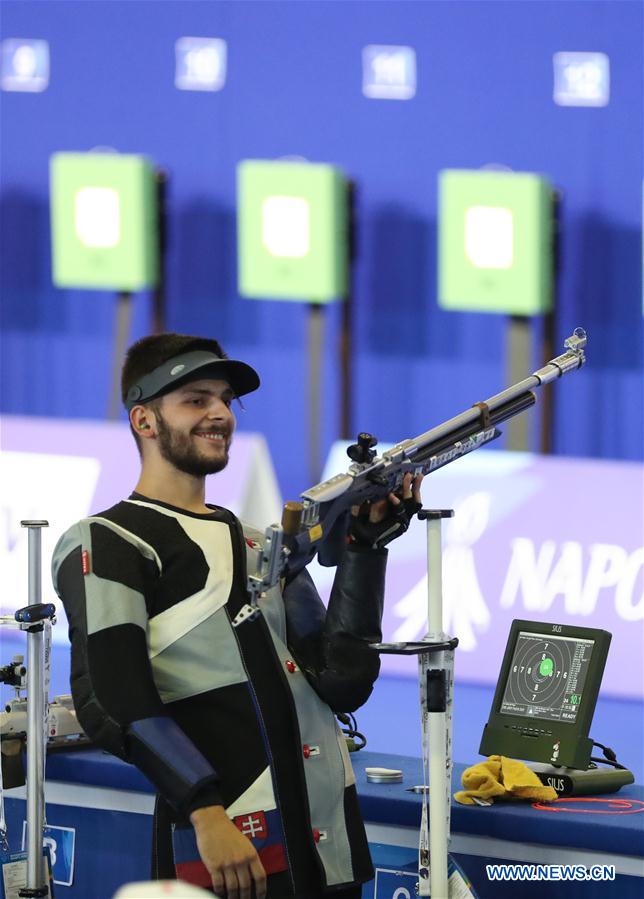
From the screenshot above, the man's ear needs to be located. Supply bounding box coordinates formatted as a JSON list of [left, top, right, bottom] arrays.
[[130, 405, 156, 438]]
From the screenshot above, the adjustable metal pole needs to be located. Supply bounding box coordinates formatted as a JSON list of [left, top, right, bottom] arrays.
[[426, 516, 448, 641], [423, 511, 453, 899], [369, 510, 459, 899], [20, 520, 49, 897]]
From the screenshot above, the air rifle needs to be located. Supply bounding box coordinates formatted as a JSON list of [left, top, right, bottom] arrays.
[[246, 328, 587, 601]]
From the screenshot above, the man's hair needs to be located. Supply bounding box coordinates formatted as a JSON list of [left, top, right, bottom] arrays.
[[121, 332, 228, 452]]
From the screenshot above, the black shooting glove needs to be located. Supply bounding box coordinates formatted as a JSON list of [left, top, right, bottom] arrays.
[[348, 496, 422, 549]]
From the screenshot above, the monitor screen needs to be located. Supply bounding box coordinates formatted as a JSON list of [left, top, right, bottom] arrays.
[[499, 631, 594, 724]]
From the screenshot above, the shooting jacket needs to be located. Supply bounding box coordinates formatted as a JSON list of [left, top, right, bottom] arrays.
[[51, 494, 387, 896]]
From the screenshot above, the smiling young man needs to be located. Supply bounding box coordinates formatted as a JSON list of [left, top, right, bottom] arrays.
[[52, 333, 422, 899]]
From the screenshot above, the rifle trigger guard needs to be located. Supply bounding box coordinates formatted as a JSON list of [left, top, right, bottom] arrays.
[[472, 401, 491, 429]]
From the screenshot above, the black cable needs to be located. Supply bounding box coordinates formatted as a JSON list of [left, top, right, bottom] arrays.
[[336, 712, 367, 751], [590, 740, 626, 770]]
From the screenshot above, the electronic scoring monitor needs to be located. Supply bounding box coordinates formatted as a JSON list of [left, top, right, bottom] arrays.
[[479, 619, 611, 769]]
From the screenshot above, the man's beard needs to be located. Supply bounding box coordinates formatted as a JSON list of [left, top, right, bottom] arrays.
[[156, 412, 230, 477]]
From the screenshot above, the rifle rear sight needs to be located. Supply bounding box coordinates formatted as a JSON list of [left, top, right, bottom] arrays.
[[347, 432, 378, 465]]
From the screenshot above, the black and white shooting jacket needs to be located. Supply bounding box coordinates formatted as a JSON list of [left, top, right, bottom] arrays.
[[52, 494, 387, 896]]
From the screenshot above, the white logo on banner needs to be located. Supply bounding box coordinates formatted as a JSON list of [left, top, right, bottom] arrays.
[[500, 538, 644, 620], [392, 488, 643, 652], [392, 526, 643, 655], [392, 493, 492, 651], [0, 451, 100, 636]]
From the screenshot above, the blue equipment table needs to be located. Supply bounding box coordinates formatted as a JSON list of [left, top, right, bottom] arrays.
[[3, 749, 643, 898]]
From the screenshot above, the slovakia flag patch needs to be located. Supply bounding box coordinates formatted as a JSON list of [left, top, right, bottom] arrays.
[[173, 808, 288, 887]]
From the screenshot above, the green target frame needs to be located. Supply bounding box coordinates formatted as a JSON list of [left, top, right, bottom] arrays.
[[237, 159, 348, 303], [438, 169, 554, 316], [50, 152, 159, 291]]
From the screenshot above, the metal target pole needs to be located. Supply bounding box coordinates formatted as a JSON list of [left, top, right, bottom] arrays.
[[19, 520, 50, 899]]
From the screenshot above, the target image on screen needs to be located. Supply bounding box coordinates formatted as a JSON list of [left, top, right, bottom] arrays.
[[480, 620, 610, 768], [500, 631, 594, 723]]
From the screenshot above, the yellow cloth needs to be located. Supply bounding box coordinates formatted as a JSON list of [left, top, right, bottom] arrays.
[[454, 755, 558, 805]]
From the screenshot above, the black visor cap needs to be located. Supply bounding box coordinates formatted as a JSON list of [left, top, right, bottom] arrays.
[[125, 350, 260, 410]]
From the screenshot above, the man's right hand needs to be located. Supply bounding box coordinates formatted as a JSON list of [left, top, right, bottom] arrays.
[[189, 805, 267, 899]]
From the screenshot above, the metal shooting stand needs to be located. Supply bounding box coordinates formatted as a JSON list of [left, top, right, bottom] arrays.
[[372, 510, 458, 899], [0, 521, 55, 898]]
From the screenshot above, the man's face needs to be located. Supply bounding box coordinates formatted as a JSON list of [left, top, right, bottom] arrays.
[[152, 378, 236, 477]]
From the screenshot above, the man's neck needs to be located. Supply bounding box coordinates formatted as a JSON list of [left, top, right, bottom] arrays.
[[134, 460, 211, 514]]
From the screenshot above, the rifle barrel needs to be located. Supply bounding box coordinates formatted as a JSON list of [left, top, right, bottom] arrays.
[[382, 328, 586, 465]]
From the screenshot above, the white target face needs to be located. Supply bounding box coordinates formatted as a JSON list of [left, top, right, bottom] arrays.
[[500, 632, 593, 722]]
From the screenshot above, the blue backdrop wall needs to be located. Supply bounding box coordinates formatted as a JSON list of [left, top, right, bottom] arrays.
[[1, 0, 642, 500]]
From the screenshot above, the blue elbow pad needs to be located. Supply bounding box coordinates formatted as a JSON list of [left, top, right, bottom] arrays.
[[126, 716, 222, 816]]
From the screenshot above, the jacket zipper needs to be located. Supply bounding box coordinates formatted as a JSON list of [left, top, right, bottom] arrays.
[[229, 518, 297, 895]]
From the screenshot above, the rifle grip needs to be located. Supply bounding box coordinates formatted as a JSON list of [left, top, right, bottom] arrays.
[[282, 501, 304, 535]]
